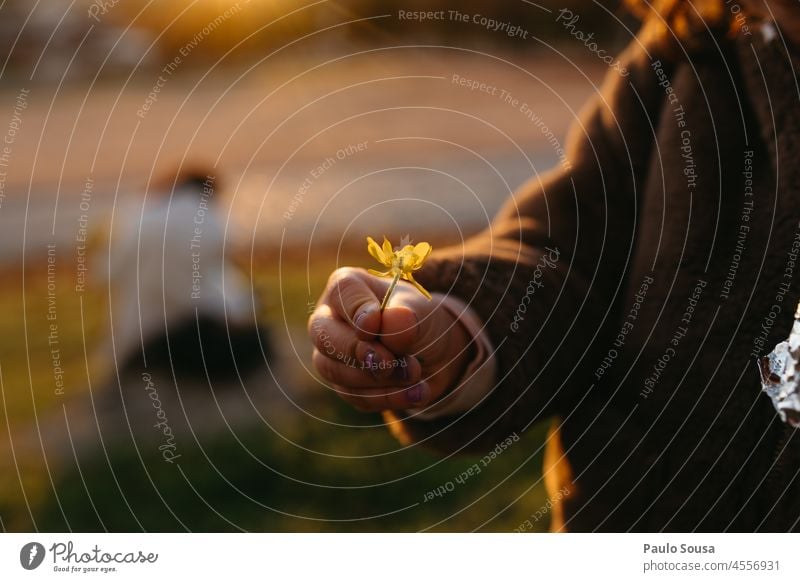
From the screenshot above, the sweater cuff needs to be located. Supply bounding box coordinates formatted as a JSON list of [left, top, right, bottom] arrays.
[[405, 293, 497, 420]]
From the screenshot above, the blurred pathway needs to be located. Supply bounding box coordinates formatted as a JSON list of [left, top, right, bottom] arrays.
[[0, 51, 604, 261]]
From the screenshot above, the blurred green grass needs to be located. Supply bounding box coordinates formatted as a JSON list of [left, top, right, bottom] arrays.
[[0, 259, 105, 421], [36, 413, 550, 532]]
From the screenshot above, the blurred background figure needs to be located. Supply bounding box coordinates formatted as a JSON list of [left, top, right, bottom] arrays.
[[99, 168, 270, 386]]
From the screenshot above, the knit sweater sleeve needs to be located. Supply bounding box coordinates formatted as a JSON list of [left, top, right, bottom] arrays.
[[384, 36, 671, 453]]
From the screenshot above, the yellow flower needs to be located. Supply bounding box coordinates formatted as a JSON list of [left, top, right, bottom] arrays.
[[366, 236, 432, 310]]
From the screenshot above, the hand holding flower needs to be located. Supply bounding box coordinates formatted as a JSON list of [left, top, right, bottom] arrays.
[[307, 253, 472, 413]]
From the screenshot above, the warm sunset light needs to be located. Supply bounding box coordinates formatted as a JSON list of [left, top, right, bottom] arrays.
[[0, 0, 797, 578]]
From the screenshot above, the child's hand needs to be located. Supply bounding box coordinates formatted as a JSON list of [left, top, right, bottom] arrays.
[[308, 267, 472, 412]]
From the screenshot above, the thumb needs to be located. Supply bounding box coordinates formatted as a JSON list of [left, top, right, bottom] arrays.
[[326, 267, 386, 339]]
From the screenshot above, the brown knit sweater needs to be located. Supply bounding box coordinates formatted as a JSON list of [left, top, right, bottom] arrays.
[[386, 25, 800, 532]]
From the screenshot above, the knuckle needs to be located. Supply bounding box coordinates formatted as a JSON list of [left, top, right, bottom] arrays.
[[326, 268, 344, 287], [336, 266, 360, 279], [313, 350, 338, 382], [328, 266, 360, 290], [311, 350, 328, 375], [346, 336, 361, 361], [309, 320, 328, 351], [307, 312, 322, 337]]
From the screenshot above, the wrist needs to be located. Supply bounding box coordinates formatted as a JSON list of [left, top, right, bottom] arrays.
[[436, 314, 475, 395]]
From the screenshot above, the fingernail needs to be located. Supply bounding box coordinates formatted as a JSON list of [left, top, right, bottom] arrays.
[[406, 383, 426, 404], [354, 311, 368, 329], [364, 350, 377, 376], [393, 357, 409, 381]]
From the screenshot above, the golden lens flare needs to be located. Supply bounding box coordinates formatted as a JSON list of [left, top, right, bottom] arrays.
[[366, 236, 432, 311]]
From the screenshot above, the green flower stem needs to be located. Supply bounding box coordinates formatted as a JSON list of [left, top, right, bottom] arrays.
[[380, 272, 401, 312]]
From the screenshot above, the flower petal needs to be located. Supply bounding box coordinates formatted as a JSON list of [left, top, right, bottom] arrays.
[[367, 236, 391, 266], [368, 268, 391, 278], [403, 273, 432, 300], [411, 242, 432, 269], [382, 237, 394, 259]]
